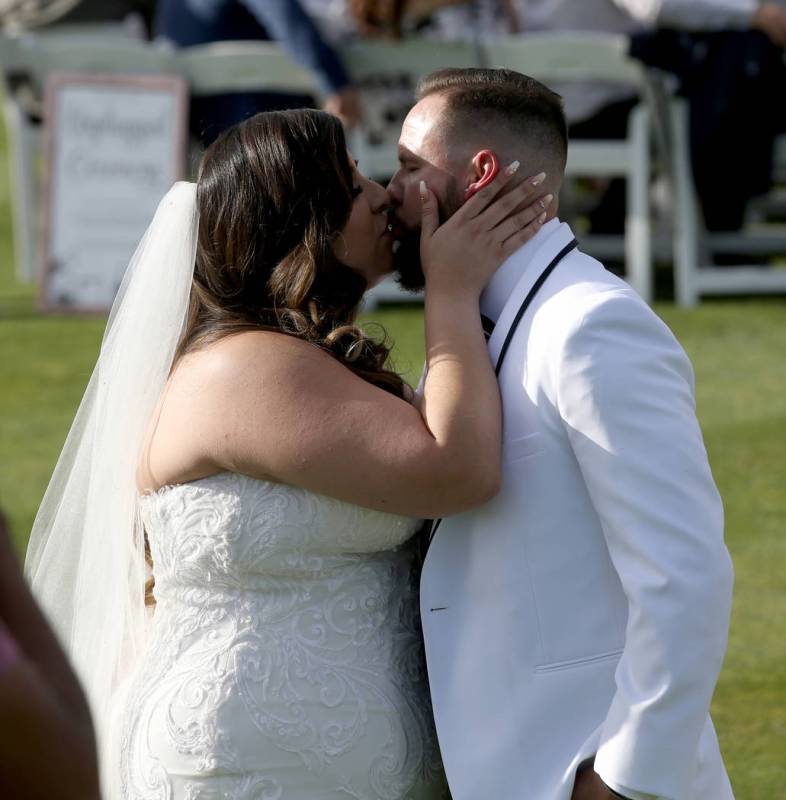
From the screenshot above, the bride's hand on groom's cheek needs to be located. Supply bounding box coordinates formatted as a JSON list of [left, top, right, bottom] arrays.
[[418, 163, 554, 296]]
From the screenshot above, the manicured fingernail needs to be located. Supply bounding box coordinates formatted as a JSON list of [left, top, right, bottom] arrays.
[[538, 211, 548, 223], [540, 193, 554, 209], [505, 160, 520, 176], [531, 172, 546, 186], [419, 180, 428, 201]]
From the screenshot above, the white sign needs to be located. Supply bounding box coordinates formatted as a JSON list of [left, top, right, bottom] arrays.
[[42, 73, 187, 313]]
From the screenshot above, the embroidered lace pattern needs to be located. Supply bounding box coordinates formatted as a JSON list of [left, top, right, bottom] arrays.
[[117, 472, 447, 799]]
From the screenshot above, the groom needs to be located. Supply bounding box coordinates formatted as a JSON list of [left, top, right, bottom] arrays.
[[386, 69, 734, 800]]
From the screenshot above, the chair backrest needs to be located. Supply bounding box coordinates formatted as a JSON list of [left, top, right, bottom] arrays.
[[481, 32, 661, 178], [0, 34, 172, 94], [177, 41, 318, 97], [339, 38, 483, 180], [340, 38, 482, 80], [481, 32, 645, 88], [0, 35, 320, 98]]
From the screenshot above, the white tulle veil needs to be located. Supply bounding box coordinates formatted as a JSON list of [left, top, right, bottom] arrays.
[[25, 181, 199, 798]]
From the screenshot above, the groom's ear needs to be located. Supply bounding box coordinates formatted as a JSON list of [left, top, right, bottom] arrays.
[[463, 150, 500, 201]]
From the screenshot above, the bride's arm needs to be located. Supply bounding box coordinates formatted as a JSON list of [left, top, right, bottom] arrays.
[[167, 168, 547, 517], [414, 164, 548, 511]]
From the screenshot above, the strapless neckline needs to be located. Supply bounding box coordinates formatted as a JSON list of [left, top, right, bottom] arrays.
[[120, 468, 447, 799]]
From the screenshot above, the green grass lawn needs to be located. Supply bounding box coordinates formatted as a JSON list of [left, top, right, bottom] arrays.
[[1, 112, 785, 797]]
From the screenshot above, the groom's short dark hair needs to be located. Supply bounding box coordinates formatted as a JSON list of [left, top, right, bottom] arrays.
[[416, 68, 568, 172]]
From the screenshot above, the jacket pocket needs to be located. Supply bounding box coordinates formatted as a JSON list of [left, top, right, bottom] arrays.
[[535, 648, 624, 674]]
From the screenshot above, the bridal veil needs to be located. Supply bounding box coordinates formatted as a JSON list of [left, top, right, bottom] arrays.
[[24, 182, 199, 797]]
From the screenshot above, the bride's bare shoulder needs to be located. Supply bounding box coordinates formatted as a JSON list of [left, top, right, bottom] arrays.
[[179, 329, 346, 397], [139, 331, 324, 492]]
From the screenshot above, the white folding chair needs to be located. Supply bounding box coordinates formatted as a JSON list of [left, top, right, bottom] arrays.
[[178, 40, 317, 97], [482, 33, 661, 303], [669, 100, 786, 306]]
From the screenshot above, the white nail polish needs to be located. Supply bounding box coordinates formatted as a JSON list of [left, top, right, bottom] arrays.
[[540, 193, 554, 209]]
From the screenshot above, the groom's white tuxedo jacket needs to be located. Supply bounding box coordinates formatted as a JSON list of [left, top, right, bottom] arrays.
[[420, 221, 734, 800]]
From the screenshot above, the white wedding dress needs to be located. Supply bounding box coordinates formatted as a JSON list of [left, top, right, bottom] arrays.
[[117, 471, 448, 800]]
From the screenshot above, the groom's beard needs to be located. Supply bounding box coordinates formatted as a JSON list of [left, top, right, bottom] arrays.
[[392, 178, 464, 293], [392, 227, 426, 292]]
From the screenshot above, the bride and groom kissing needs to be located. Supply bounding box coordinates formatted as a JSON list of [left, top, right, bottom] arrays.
[[26, 67, 734, 800]]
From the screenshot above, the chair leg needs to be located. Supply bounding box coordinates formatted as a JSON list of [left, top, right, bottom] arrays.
[[669, 99, 699, 307], [626, 105, 652, 304], [3, 93, 40, 284]]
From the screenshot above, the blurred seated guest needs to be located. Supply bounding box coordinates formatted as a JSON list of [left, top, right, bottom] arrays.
[[505, 0, 786, 233], [303, 0, 514, 42], [301, 0, 363, 42], [342, 0, 492, 38], [404, 0, 520, 40], [155, 0, 362, 144], [0, 509, 99, 800]]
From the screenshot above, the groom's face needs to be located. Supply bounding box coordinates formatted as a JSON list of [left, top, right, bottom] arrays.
[[386, 95, 465, 291]]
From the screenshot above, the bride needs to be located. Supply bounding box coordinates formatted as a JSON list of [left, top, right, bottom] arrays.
[[26, 108, 546, 799]]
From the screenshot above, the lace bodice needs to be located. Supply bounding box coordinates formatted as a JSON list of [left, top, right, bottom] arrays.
[[118, 471, 447, 800]]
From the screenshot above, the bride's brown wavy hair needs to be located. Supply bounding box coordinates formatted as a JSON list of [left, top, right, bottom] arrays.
[[173, 108, 407, 399], [144, 110, 408, 609]]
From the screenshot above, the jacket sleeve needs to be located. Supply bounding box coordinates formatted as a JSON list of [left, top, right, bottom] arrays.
[[240, 0, 351, 95], [556, 289, 733, 799], [612, 0, 756, 29]]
